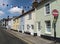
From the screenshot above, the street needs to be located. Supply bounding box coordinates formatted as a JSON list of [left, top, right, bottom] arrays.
[[0, 28, 27, 44]]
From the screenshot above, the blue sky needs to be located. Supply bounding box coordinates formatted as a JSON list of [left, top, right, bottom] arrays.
[[0, 0, 40, 19]]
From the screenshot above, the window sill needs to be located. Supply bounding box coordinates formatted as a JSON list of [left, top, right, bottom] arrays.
[[45, 32, 51, 34]]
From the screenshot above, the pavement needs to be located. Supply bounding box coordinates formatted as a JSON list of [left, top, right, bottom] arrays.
[[0, 29, 27, 44], [5, 29, 60, 44]]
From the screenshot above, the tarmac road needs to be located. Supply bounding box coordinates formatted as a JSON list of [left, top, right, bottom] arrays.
[[0, 28, 27, 44]]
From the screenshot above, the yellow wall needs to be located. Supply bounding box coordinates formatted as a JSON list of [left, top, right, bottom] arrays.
[[12, 18, 20, 31]]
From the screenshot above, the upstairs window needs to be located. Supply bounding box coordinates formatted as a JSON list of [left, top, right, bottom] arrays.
[[28, 13, 32, 20], [45, 2, 50, 14]]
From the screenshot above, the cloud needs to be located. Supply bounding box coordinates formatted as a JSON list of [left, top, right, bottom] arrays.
[[0, 11, 4, 15], [9, 6, 23, 14]]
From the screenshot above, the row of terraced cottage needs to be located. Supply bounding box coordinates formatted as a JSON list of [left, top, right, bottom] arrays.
[[1, 0, 60, 41]]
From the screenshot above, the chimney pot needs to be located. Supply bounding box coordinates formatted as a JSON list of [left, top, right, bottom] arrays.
[[32, 0, 38, 8]]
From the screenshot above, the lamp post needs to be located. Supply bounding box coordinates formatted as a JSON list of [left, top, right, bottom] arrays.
[[52, 9, 59, 43]]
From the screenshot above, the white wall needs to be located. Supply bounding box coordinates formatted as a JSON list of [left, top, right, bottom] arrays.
[[8, 19, 13, 29], [24, 11, 36, 35]]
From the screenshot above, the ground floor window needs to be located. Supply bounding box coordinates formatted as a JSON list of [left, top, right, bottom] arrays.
[[27, 24, 34, 30], [27, 25, 30, 30], [31, 25, 34, 29], [45, 20, 51, 33]]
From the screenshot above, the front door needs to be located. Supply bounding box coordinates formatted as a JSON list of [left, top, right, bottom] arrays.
[[22, 25, 24, 33], [37, 22, 41, 36]]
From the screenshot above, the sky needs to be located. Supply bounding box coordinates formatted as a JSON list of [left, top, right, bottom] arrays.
[[0, 0, 40, 19]]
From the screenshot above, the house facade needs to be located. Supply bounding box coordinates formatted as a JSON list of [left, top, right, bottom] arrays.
[[1, 0, 60, 40], [0, 18, 6, 28], [34, 0, 60, 39], [12, 17, 20, 31], [19, 10, 25, 33], [24, 9, 36, 35], [20, 16, 25, 33], [1, 18, 5, 26], [8, 18, 14, 30], [23, 0, 60, 38]]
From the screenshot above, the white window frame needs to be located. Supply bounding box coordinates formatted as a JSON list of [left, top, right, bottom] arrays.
[[44, 1, 51, 15], [45, 21, 51, 34]]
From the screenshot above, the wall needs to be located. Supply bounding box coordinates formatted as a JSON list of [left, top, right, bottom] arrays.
[[20, 17, 25, 33], [24, 11, 36, 35], [35, 0, 60, 37], [12, 18, 20, 31]]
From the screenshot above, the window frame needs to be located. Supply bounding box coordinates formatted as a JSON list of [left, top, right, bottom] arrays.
[[44, 1, 51, 15], [45, 20, 51, 34], [31, 25, 34, 29], [28, 13, 32, 20], [37, 22, 41, 31]]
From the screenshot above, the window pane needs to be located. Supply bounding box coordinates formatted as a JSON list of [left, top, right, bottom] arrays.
[[46, 26, 51, 32], [31, 25, 34, 29], [45, 3, 50, 14], [45, 21, 51, 32]]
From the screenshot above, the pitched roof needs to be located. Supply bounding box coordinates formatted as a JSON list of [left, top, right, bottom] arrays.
[[13, 0, 50, 20], [14, 8, 35, 20]]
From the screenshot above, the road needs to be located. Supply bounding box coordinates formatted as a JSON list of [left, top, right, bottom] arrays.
[[0, 28, 27, 44]]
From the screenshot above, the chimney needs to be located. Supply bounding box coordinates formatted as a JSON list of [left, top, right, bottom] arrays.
[[22, 9, 24, 14], [7, 16, 9, 20], [34, 0, 37, 2], [32, 0, 38, 8]]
